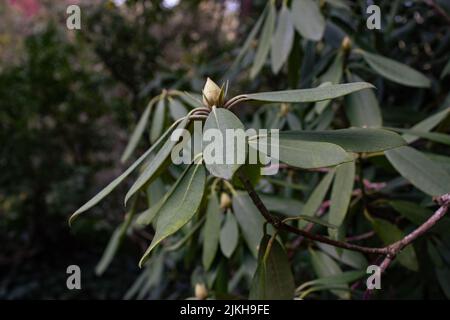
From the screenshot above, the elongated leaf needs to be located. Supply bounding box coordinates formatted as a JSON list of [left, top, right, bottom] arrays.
[[125, 117, 189, 205], [345, 73, 382, 127], [367, 214, 419, 271], [250, 2, 276, 78], [329, 160, 355, 228], [69, 119, 185, 225], [278, 128, 405, 153], [230, 4, 267, 70], [386, 127, 450, 146], [243, 82, 374, 103], [135, 197, 165, 226], [220, 211, 239, 258], [314, 52, 344, 114], [232, 192, 265, 257], [150, 98, 166, 143], [249, 135, 351, 169], [316, 243, 368, 269], [203, 107, 246, 179], [138, 163, 206, 267], [96, 204, 136, 276], [441, 58, 450, 79], [168, 97, 188, 120], [310, 249, 349, 299], [258, 194, 303, 216], [249, 236, 295, 299], [360, 50, 431, 88], [202, 194, 222, 270], [270, 4, 294, 74], [121, 99, 155, 163], [386, 146, 450, 196], [291, 0, 325, 41], [300, 170, 335, 228], [402, 108, 450, 143], [297, 270, 365, 293]]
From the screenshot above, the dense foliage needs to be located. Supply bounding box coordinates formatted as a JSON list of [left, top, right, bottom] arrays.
[[1, 0, 450, 299]]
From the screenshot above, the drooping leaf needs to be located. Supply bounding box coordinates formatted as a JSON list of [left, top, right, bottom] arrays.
[[329, 160, 355, 229], [69, 119, 187, 225], [242, 82, 374, 103], [270, 3, 295, 74], [202, 193, 222, 270], [386, 146, 450, 196], [96, 203, 136, 276], [360, 50, 431, 88], [402, 108, 449, 144], [121, 99, 155, 163], [138, 163, 206, 267], [314, 52, 344, 114], [250, 1, 276, 78], [249, 236, 295, 300], [249, 135, 351, 169], [440, 58, 450, 79], [219, 211, 239, 258], [168, 97, 188, 120], [150, 97, 166, 144], [291, 0, 326, 41], [125, 117, 190, 205], [367, 214, 419, 271], [386, 127, 450, 146], [316, 243, 368, 269], [258, 194, 303, 216], [345, 73, 382, 127], [203, 107, 246, 179], [278, 128, 405, 153], [297, 270, 365, 293], [309, 248, 349, 299], [299, 170, 335, 228], [232, 192, 266, 257]]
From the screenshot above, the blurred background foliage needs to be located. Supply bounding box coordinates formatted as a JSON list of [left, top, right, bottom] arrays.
[[0, 0, 449, 299]]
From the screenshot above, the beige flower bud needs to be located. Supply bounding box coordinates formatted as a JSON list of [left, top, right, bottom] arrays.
[[341, 36, 351, 52], [195, 283, 208, 300], [220, 192, 232, 209], [202, 77, 223, 107]]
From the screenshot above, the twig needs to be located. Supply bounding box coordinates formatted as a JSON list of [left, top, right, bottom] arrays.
[[238, 171, 450, 280]]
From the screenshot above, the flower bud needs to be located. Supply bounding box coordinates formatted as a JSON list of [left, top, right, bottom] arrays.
[[202, 77, 223, 107], [341, 36, 351, 52], [195, 283, 208, 300], [220, 192, 232, 209]]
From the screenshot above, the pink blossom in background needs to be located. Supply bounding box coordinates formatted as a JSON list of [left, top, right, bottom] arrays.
[[8, 0, 40, 17]]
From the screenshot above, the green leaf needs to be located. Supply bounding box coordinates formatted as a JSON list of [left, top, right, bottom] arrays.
[[291, 0, 325, 41], [386, 127, 450, 146], [135, 197, 165, 226], [441, 58, 450, 79], [345, 73, 382, 127], [329, 160, 355, 228], [278, 128, 405, 153], [249, 236, 295, 300], [314, 52, 344, 114], [250, 2, 276, 78], [270, 3, 294, 74], [232, 192, 265, 257], [360, 50, 431, 88], [385, 146, 450, 196], [168, 97, 188, 120], [150, 97, 166, 144], [220, 211, 239, 258], [125, 117, 190, 205], [243, 82, 374, 103], [309, 249, 349, 299], [95, 202, 136, 276], [316, 243, 368, 269], [203, 107, 246, 180], [402, 108, 450, 144], [69, 119, 185, 225], [297, 270, 365, 293], [367, 214, 419, 271], [121, 99, 155, 163], [138, 163, 206, 267], [230, 4, 266, 70], [249, 135, 351, 169], [258, 194, 303, 216], [299, 170, 335, 228], [202, 193, 222, 270]]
